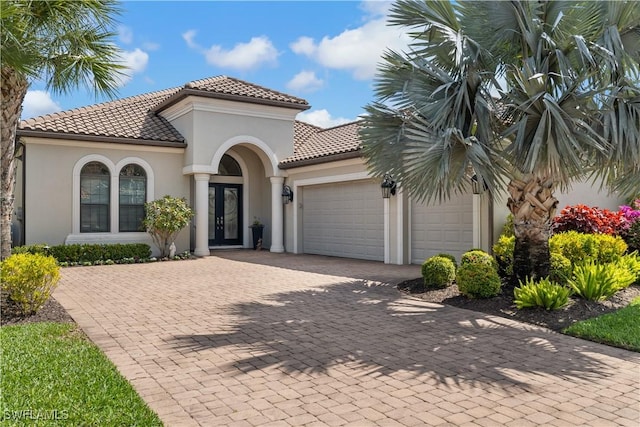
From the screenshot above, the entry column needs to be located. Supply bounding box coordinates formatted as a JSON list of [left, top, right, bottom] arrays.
[[194, 173, 210, 257], [270, 176, 285, 253]]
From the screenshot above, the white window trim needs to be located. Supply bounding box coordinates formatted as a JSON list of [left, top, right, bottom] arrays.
[[70, 155, 155, 238]]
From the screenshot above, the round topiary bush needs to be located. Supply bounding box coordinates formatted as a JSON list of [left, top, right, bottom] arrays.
[[456, 262, 502, 298], [461, 249, 498, 269], [421, 256, 456, 289], [435, 253, 457, 268]]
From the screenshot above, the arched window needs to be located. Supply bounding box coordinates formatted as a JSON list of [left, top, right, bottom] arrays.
[[219, 154, 242, 176], [80, 162, 110, 232], [119, 164, 147, 232]]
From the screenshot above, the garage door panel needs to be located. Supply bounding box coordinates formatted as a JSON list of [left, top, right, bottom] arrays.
[[411, 193, 473, 264], [303, 180, 383, 261]]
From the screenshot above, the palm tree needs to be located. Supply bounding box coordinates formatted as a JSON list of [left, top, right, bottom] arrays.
[[1, 0, 125, 259], [360, 0, 640, 282]]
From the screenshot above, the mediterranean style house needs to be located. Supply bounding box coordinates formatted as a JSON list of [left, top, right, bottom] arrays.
[[14, 76, 623, 264]]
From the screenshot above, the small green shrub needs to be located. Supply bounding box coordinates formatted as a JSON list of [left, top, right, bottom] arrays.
[[493, 235, 515, 278], [421, 256, 456, 289], [436, 253, 457, 268], [500, 214, 515, 238], [514, 277, 571, 310], [549, 252, 572, 285], [549, 231, 627, 266], [568, 262, 626, 301], [0, 253, 60, 314], [456, 262, 501, 299], [615, 253, 640, 286], [461, 249, 497, 269], [13, 243, 152, 264]]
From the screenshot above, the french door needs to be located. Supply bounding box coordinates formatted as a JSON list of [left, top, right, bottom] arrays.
[[208, 183, 243, 246]]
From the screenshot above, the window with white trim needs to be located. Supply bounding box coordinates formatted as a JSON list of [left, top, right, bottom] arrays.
[[119, 164, 147, 232], [80, 162, 110, 232]]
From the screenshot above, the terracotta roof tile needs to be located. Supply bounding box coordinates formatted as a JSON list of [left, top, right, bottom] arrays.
[[19, 87, 184, 144], [284, 121, 362, 167], [183, 76, 309, 108]]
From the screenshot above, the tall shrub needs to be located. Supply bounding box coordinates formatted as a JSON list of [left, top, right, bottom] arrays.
[[143, 196, 194, 257], [1, 253, 60, 314]]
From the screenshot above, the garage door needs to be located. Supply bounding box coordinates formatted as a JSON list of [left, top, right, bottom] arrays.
[[303, 180, 384, 261], [411, 193, 473, 264]]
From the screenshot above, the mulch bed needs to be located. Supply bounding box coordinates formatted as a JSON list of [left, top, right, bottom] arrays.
[[399, 278, 640, 332], [1, 291, 74, 326]]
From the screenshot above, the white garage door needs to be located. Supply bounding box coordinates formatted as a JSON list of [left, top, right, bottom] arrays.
[[411, 193, 474, 264], [303, 180, 384, 261]]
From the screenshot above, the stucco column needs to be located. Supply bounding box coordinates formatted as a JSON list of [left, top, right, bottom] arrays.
[[384, 197, 390, 264], [194, 173, 210, 257], [270, 176, 285, 253], [472, 193, 481, 249]]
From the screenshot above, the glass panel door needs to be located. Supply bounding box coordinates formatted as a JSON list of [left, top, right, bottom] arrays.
[[208, 183, 242, 246]]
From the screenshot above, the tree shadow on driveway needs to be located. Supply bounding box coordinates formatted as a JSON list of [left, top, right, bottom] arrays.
[[170, 279, 627, 393]]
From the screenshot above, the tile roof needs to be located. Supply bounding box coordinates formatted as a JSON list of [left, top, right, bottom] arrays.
[[18, 76, 309, 145], [19, 87, 185, 145], [281, 121, 363, 168]]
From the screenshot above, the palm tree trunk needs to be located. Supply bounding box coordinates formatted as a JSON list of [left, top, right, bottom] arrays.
[[506, 175, 559, 285], [1, 67, 28, 259]]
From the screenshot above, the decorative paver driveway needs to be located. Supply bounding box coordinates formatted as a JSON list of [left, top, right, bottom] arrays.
[[54, 251, 639, 426]]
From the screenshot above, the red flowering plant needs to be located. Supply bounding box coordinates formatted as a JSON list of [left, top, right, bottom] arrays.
[[552, 204, 629, 236]]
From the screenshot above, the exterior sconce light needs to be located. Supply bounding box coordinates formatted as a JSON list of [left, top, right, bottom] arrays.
[[470, 174, 487, 195], [282, 185, 293, 204], [381, 174, 397, 199]]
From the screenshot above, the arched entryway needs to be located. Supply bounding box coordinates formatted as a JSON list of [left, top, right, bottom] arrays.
[[208, 154, 243, 246]]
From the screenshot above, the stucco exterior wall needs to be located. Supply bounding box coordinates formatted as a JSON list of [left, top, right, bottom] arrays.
[[19, 138, 189, 254]]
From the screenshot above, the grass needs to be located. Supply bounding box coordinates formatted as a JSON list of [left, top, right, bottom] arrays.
[[0, 322, 162, 426], [563, 296, 640, 352]]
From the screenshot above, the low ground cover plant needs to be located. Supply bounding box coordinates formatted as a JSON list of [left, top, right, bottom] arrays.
[[568, 261, 634, 301], [514, 277, 571, 310], [0, 253, 60, 314]]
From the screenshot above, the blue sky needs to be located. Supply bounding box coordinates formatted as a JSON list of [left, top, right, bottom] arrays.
[[22, 0, 410, 128]]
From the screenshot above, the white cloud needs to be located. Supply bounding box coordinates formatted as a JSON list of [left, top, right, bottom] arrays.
[[290, 36, 316, 56], [204, 36, 278, 71], [115, 48, 149, 86], [118, 25, 134, 44], [183, 31, 279, 71], [182, 29, 199, 49], [359, 0, 394, 17], [297, 109, 352, 128], [286, 71, 324, 93], [21, 91, 61, 119], [292, 17, 409, 80]]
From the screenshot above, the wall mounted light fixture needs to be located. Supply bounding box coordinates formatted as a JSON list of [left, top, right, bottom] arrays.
[[381, 174, 397, 199], [282, 184, 293, 204]]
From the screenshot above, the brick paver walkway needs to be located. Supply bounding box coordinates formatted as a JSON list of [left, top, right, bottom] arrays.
[[54, 251, 640, 426]]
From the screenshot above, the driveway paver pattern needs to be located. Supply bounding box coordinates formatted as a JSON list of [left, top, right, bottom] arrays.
[[54, 251, 640, 426]]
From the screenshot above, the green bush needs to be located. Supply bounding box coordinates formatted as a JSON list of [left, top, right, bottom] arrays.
[[549, 252, 572, 285], [514, 277, 571, 310], [12, 243, 151, 265], [456, 262, 502, 298], [615, 253, 640, 286], [492, 235, 515, 278], [623, 220, 640, 253], [436, 253, 457, 268], [461, 249, 497, 269], [549, 231, 627, 266], [568, 262, 630, 301], [501, 214, 515, 238], [0, 253, 60, 314], [421, 256, 456, 289], [143, 195, 194, 257]]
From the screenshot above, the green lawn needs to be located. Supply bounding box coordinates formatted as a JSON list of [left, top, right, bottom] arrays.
[[563, 296, 640, 352], [0, 322, 162, 426]]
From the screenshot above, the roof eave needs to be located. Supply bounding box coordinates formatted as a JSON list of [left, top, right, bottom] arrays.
[[152, 88, 311, 113], [17, 129, 186, 148], [279, 150, 362, 170]]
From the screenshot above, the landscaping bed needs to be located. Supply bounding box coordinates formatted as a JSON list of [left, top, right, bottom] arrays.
[[398, 278, 640, 333]]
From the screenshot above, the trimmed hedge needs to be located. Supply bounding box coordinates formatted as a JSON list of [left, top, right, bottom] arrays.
[[12, 243, 152, 264]]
